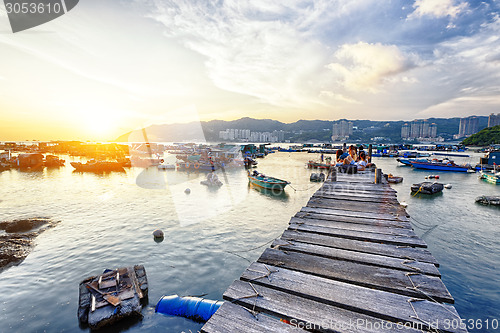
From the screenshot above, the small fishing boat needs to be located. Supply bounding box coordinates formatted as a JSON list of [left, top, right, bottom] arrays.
[[386, 174, 403, 183], [158, 163, 176, 170], [177, 161, 216, 171], [306, 161, 332, 169], [409, 160, 472, 172], [200, 172, 223, 187], [71, 160, 124, 172], [411, 182, 444, 195], [247, 170, 290, 191], [479, 171, 500, 184], [243, 156, 258, 168], [44, 155, 65, 167], [396, 158, 428, 166], [475, 196, 500, 206]]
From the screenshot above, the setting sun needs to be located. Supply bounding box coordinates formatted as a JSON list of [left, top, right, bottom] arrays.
[[77, 104, 122, 140]]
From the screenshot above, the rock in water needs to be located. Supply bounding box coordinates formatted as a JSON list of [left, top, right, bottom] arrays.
[[0, 218, 57, 273]]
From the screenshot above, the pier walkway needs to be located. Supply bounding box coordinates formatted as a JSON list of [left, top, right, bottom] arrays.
[[201, 170, 467, 332]]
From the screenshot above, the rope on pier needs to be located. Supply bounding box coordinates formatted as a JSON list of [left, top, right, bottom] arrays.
[[405, 272, 463, 331], [246, 264, 279, 282], [401, 259, 423, 273], [231, 282, 262, 320], [288, 184, 321, 192]]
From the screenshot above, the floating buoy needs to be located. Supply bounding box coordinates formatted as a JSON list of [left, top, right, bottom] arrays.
[[153, 229, 164, 238], [184, 188, 191, 194], [444, 184, 452, 189], [426, 175, 439, 179], [153, 229, 164, 243]]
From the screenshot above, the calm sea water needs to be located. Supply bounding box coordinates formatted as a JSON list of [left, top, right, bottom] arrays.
[[0, 151, 498, 332]]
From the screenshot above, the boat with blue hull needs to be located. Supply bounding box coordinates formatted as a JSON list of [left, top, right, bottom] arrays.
[[247, 170, 290, 191], [397, 158, 428, 166], [479, 171, 500, 184], [409, 160, 473, 172]]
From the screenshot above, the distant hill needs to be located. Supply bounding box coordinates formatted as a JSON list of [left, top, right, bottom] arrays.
[[113, 116, 489, 143], [462, 125, 500, 146]]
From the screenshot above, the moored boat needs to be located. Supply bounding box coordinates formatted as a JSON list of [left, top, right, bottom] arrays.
[[306, 160, 332, 169], [71, 160, 124, 172], [479, 171, 500, 184], [411, 182, 444, 195], [44, 155, 65, 167], [409, 160, 472, 172], [396, 158, 428, 166], [158, 163, 176, 170], [247, 170, 290, 191], [475, 196, 500, 206], [387, 174, 403, 183]]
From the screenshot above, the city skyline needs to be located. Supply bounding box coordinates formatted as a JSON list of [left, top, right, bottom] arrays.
[[1, 1, 500, 141]]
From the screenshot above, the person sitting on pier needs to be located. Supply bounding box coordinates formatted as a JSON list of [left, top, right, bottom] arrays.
[[356, 151, 368, 171], [335, 149, 348, 166], [344, 145, 357, 165]]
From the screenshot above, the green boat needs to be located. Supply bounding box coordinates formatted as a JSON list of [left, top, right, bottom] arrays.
[[248, 170, 290, 191], [479, 171, 500, 184]]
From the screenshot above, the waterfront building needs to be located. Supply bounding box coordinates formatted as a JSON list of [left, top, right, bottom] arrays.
[[458, 116, 479, 137], [406, 119, 437, 139], [401, 123, 410, 139], [488, 113, 500, 127], [331, 120, 353, 141], [219, 129, 283, 143]]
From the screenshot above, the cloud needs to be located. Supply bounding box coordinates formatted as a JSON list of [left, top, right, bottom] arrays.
[[326, 42, 419, 92], [319, 90, 361, 104], [410, 0, 468, 19], [141, 0, 394, 110]]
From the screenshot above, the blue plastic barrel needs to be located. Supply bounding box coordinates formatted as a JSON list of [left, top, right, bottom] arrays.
[[155, 295, 223, 322]]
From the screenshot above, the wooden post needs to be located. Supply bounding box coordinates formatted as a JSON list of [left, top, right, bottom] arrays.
[[375, 168, 382, 184], [368, 144, 372, 163], [330, 167, 337, 182]]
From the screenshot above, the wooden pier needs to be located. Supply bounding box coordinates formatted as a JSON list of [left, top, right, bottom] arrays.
[[202, 170, 467, 332]]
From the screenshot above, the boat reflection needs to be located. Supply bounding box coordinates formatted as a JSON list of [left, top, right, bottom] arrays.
[[248, 182, 289, 201]]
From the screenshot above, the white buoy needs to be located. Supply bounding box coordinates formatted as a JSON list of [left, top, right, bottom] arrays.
[[444, 184, 452, 189], [400, 202, 408, 208], [184, 188, 191, 194]]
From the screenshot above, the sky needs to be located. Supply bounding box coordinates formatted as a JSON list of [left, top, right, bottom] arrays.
[[0, 0, 500, 140]]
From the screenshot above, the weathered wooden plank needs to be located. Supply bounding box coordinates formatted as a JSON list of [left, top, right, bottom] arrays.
[[257, 248, 454, 303], [241, 263, 466, 333], [309, 194, 401, 207], [321, 182, 396, 192], [290, 217, 417, 238], [295, 211, 412, 229], [282, 230, 439, 266], [223, 280, 424, 333], [271, 239, 440, 276], [313, 192, 399, 204], [300, 206, 408, 222], [288, 222, 427, 248], [317, 185, 397, 196], [307, 197, 407, 215], [201, 302, 305, 333]]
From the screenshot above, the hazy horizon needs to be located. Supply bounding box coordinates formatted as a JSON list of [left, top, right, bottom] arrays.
[[1, 1, 500, 141]]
